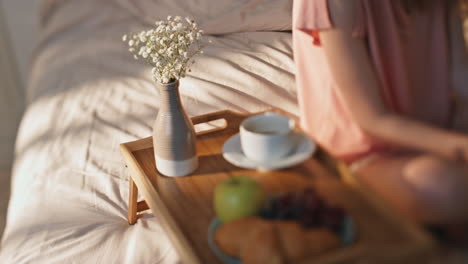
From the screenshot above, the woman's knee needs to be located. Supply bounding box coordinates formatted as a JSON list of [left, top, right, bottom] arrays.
[[403, 155, 468, 221]]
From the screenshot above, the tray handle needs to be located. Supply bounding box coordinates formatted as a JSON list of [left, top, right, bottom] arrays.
[[191, 110, 251, 136], [191, 109, 300, 136], [123, 109, 293, 151]]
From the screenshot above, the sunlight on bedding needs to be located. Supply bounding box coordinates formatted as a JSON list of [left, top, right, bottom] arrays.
[[0, 0, 296, 262]]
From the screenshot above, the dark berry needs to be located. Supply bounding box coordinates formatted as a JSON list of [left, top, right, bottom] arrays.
[[300, 215, 321, 228], [321, 207, 346, 232], [303, 194, 323, 214], [277, 193, 295, 208]]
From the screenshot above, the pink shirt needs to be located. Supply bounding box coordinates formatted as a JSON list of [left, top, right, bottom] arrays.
[[293, 0, 451, 162]]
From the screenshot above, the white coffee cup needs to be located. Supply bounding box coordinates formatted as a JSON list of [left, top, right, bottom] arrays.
[[240, 112, 296, 163]]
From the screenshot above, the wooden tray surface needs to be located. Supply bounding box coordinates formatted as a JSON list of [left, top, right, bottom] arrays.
[[120, 110, 436, 264]]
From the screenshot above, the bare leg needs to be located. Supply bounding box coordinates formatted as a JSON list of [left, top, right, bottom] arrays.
[[354, 152, 468, 224]]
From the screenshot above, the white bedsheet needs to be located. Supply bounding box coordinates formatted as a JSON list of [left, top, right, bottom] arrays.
[[0, 1, 297, 263]]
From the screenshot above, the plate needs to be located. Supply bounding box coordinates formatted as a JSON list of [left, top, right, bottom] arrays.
[[208, 217, 356, 264], [222, 131, 316, 170]]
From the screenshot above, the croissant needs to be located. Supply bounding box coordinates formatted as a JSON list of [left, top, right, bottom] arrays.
[[240, 221, 285, 264], [215, 217, 340, 263], [214, 217, 269, 257], [275, 221, 308, 262]]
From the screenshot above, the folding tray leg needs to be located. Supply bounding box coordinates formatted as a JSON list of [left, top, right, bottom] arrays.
[[128, 176, 149, 225]]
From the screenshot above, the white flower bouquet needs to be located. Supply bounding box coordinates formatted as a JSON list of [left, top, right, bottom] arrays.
[[123, 16, 205, 84]]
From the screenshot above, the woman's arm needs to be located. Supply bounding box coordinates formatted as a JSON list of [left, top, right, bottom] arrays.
[[319, 0, 468, 161]]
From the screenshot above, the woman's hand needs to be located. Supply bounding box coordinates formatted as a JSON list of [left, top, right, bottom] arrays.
[[446, 134, 468, 163]]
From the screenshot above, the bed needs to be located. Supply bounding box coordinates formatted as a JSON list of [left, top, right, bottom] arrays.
[[0, 0, 297, 262], [3, 0, 468, 263]]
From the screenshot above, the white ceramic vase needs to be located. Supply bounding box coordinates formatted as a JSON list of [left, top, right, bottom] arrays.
[[153, 81, 198, 177]]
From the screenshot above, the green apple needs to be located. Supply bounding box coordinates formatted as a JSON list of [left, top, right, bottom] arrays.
[[214, 175, 265, 223]]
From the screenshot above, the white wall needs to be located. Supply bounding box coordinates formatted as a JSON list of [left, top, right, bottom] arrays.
[[0, 0, 38, 169], [0, 0, 38, 240], [1, 0, 39, 87], [0, 7, 20, 169]]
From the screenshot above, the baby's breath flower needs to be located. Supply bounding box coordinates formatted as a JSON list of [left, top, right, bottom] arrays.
[[123, 16, 206, 84]]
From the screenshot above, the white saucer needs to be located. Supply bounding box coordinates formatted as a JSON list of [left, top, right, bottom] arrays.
[[222, 131, 316, 170]]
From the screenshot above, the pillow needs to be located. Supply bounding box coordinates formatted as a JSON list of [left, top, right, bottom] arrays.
[[114, 0, 292, 34]]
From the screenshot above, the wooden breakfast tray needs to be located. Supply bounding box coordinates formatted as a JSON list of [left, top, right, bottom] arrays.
[[120, 110, 436, 264]]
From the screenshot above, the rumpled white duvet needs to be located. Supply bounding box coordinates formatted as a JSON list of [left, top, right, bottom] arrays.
[[0, 0, 297, 263]]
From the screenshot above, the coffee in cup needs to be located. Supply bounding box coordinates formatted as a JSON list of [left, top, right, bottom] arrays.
[[239, 113, 296, 163]]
